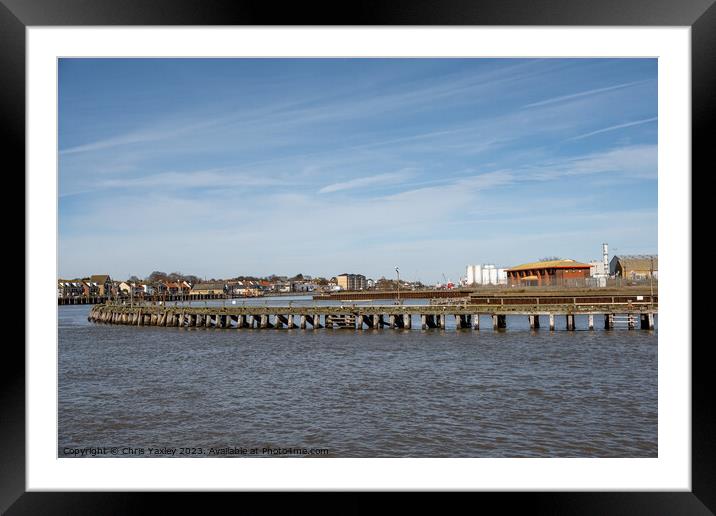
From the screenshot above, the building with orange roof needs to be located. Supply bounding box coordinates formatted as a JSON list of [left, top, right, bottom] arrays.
[[506, 259, 592, 287]]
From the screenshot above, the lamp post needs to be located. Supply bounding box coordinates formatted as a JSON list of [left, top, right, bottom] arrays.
[[650, 256, 654, 300], [395, 266, 400, 304]]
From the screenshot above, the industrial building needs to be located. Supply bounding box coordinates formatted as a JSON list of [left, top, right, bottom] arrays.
[[336, 273, 366, 291], [610, 255, 658, 280], [506, 259, 592, 287], [466, 264, 508, 286]]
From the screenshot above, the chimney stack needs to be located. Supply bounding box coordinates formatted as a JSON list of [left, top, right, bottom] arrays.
[[602, 243, 609, 274]]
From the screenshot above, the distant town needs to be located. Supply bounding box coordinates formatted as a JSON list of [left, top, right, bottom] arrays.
[[58, 244, 657, 302]]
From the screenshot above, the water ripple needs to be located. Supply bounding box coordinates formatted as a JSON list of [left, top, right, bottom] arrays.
[[59, 305, 657, 457]]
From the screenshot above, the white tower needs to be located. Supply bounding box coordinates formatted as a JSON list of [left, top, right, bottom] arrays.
[[602, 243, 609, 274]]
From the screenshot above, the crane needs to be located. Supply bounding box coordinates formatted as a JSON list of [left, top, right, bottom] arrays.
[[442, 272, 455, 288], [441, 273, 454, 289]]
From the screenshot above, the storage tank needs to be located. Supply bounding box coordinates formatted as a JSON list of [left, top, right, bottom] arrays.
[[488, 266, 498, 285], [466, 265, 475, 285]]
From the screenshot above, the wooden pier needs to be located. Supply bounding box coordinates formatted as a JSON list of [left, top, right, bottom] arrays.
[[59, 293, 231, 306], [59, 295, 109, 305], [88, 297, 657, 331]]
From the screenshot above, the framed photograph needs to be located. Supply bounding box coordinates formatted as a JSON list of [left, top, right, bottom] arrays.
[[8, 0, 706, 512]]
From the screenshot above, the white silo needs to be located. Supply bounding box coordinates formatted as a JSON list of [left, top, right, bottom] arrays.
[[466, 265, 475, 285], [488, 266, 498, 285]]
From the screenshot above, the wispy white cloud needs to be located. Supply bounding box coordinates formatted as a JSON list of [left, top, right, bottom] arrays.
[[60, 118, 220, 155], [318, 170, 414, 194], [59, 94, 333, 156], [513, 144, 657, 184], [524, 79, 650, 108], [566, 117, 657, 141], [375, 144, 656, 204], [98, 168, 289, 190]]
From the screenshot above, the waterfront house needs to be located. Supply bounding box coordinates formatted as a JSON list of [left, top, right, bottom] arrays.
[[58, 279, 84, 298], [292, 282, 316, 293], [336, 273, 367, 291], [273, 281, 292, 293], [163, 281, 181, 295], [81, 280, 100, 297], [191, 282, 226, 296], [90, 274, 112, 296], [118, 281, 145, 298]]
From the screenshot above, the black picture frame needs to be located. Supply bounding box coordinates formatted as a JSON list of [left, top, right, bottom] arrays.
[[5, 0, 706, 512]]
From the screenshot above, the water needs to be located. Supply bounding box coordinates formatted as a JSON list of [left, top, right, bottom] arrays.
[[58, 298, 657, 457]]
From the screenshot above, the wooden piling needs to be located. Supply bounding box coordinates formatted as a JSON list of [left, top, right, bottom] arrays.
[[497, 314, 506, 329], [492, 314, 508, 330], [640, 313, 654, 330], [566, 314, 575, 331], [604, 313, 613, 330]]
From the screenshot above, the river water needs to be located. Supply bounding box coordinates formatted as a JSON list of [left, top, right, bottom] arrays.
[[58, 297, 657, 457]]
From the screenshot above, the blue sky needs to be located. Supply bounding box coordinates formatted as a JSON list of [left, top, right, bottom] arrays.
[[58, 58, 657, 283]]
